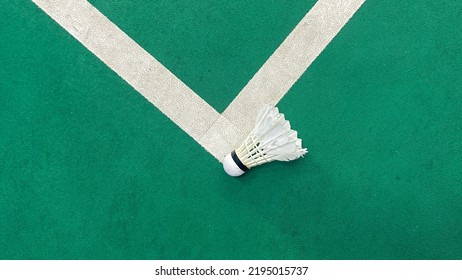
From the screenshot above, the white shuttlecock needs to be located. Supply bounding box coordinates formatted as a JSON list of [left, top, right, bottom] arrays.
[[223, 105, 307, 176]]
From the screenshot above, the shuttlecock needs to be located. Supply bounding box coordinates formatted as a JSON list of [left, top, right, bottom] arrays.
[[223, 105, 307, 176]]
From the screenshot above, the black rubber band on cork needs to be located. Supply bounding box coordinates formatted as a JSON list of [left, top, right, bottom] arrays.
[[231, 150, 249, 172]]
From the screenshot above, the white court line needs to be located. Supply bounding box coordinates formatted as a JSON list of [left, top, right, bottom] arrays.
[[33, 0, 365, 161], [32, 0, 233, 157], [221, 0, 366, 143]]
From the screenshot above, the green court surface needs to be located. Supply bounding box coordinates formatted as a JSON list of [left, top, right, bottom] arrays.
[[1, 0, 461, 259]]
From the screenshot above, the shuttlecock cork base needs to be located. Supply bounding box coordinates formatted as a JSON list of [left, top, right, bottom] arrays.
[[223, 150, 249, 177], [223, 105, 307, 177]]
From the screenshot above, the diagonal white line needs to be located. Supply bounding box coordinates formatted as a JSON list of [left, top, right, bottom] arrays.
[[32, 0, 234, 159], [222, 0, 366, 144], [33, 0, 365, 162]]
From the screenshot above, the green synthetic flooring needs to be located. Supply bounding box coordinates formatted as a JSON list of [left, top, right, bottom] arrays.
[[1, 0, 461, 259]]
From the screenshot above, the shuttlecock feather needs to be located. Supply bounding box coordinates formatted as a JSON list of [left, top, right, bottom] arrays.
[[223, 105, 307, 176]]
